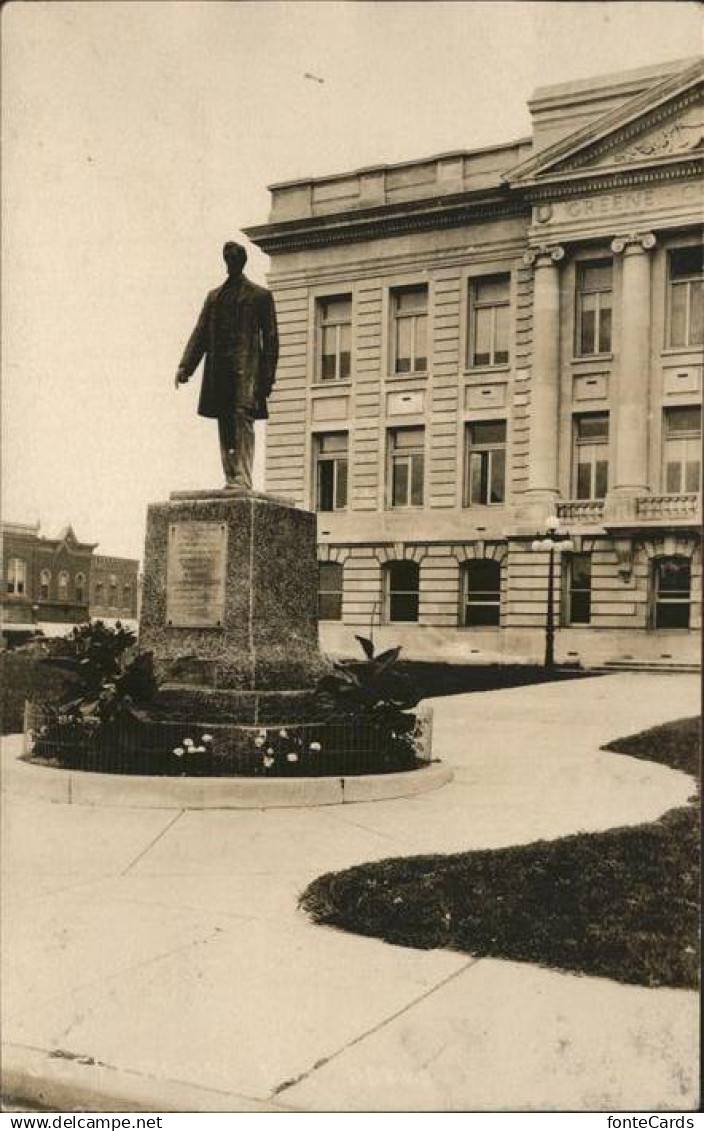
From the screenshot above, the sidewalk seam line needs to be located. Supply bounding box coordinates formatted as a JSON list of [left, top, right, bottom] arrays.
[[271, 955, 480, 1098], [120, 809, 185, 875]]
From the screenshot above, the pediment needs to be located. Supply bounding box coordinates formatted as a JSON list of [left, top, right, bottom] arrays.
[[508, 60, 704, 187], [562, 96, 704, 173]]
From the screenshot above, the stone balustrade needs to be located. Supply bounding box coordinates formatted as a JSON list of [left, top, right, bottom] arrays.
[[636, 493, 701, 521], [555, 499, 605, 524]]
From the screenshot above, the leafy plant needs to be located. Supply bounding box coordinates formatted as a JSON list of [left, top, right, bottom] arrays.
[[316, 636, 421, 716], [315, 636, 422, 765], [36, 621, 157, 726]]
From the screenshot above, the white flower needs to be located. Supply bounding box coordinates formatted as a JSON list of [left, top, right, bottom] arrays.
[[279, 728, 288, 738], [263, 756, 275, 768], [286, 752, 298, 763], [183, 738, 194, 748], [201, 734, 213, 743], [309, 741, 322, 752], [254, 736, 265, 748], [266, 747, 274, 755], [194, 746, 206, 753], [257, 728, 267, 738], [173, 747, 185, 757]]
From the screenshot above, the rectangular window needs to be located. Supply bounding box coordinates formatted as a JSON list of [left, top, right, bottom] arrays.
[[385, 560, 420, 623], [663, 406, 701, 494], [318, 562, 343, 621], [318, 295, 352, 382], [389, 427, 424, 508], [573, 414, 609, 500], [315, 432, 348, 512], [6, 558, 26, 596], [576, 261, 612, 356], [392, 286, 427, 374], [462, 560, 501, 627], [465, 420, 507, 506], [653, 557, 691, 629], [469, 275, 510, 367], [565, 554, 592, 625], [668, 247, 703, 348]]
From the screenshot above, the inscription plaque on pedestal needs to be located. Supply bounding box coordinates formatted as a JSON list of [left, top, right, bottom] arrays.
[[166, 521, 227, 627]]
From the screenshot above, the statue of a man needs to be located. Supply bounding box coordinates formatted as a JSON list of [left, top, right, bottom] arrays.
[[174, 241, 279, 491]]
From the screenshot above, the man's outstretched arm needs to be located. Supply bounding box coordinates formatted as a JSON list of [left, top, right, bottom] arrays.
[[174, 297, 210, 388]]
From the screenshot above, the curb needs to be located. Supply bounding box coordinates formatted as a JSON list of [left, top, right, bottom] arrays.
[[2, 741, 453, 809], [1, 1043, 299, 1113]]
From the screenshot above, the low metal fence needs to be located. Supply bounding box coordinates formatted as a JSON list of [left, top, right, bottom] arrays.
[[23, 701, 434, 779]]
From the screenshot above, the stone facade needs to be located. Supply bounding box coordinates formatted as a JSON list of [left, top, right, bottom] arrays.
[[245, 58, 703, 666], [1, 522, 139, 629]]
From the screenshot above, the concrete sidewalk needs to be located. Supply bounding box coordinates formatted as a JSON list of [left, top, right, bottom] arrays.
[[1, 673, 699, 1111]]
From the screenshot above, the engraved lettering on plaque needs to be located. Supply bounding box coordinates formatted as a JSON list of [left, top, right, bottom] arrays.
[[166, 522, 227, 627]]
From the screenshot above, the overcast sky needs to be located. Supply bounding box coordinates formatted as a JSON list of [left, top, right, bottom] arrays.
[[3, 0, 702, 561]]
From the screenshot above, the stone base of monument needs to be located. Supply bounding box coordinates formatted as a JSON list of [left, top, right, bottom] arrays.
[[139, 489, 329, 705], [21, 489, 438, 792]]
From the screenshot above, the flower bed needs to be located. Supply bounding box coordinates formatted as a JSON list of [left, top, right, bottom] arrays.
[[23, 624, 434, 778], [25, 703, 434, 778]]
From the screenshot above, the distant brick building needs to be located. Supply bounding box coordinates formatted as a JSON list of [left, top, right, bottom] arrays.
[[90, 554, 139, 621], [1, 522, 139, 630]]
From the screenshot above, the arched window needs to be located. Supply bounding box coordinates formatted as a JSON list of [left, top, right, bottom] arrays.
[[318, 562, 343, 621], [75, 572, 86, 604], [109, 574, 118, 607], [40, 569, 51, 600], [58, 570, 69, 601], [652, 556, 691, 629], [122, 584, 132, 610], [6, 558, 26, 596], [94, 580, 104, 605], [384, 560, 419, 623], [462, 559, 501, 627]]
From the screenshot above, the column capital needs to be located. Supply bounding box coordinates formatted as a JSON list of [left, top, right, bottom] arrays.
[[610, 232, 657, 255], [523, 244, 565, 269]]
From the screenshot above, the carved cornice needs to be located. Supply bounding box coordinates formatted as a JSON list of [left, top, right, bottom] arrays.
[[245, 191, 527, 254], [523, 244, 565, 269], [521, 157, 703, 201], [611, 232, 657, 254]]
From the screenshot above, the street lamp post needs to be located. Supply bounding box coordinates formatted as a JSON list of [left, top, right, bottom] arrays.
[[531, 516, 574, 669]]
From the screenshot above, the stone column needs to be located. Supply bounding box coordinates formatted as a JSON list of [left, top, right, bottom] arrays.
[[606, 232, 656, 521], [523, 244, 565, 520]]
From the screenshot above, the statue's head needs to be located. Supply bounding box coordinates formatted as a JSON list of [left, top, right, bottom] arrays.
[[223, 241, 247, 277]]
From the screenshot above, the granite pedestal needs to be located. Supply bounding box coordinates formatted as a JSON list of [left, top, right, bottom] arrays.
[[139, 489, 329, 724]]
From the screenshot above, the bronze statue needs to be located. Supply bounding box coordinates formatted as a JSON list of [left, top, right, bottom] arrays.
[[175, 241, 279, 491]]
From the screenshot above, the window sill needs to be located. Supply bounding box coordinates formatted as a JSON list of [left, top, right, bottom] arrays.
[[387, 506, 425, 512], [387, 371, 429, 381], [312, 380, 353, 391], [464, 364, 511, 378], [660, 346, 703, 359], [461, 503, 507, 510], [571, 354, 613, 365]]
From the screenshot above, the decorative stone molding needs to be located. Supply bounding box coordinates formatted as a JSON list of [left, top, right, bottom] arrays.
[[523, 244, 565, 268], [613, 536, 635, 581], [316, 544, 351, 564], [610, 231, 657, 254], [452, 541, 508, 565], [374, 543, 426, 565], [638, 536, 700, 562]]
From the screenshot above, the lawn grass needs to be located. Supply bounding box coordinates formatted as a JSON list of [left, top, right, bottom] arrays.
[[300, 716, 700, 989], [396, 661, 589, 701]]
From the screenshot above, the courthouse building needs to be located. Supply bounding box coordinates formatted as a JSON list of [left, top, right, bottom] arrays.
[[246, 58, 703, 666]]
